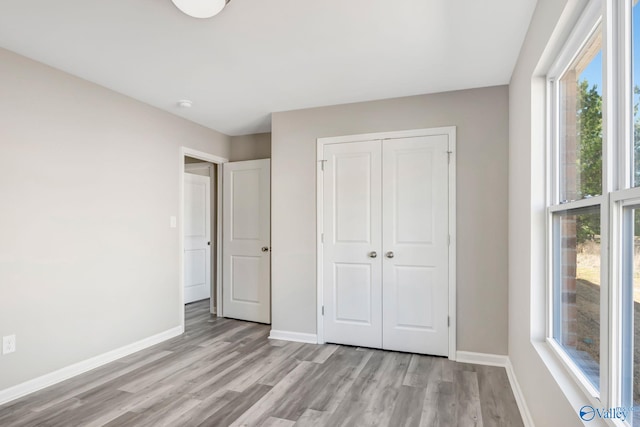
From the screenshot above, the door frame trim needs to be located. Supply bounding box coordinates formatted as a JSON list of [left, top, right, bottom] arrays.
[[180, 147, 228, 329], [315, 127, 457, 360]]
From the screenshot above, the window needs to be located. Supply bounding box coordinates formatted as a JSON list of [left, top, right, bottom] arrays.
[[546, 0, 640, 419], [621, 205, 640, 425], [549, 11, 604, 397], [633, 2, 640, 187], [557, 27, 603, 203], [552, 206, 601, 390], [619, 5, 640, 423]]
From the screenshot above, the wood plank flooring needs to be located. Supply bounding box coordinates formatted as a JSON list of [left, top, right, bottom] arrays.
[[0, 300, 524, 426]]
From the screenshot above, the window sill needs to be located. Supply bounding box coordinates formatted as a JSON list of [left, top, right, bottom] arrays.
[[545, 338, 600, 400], [534, 339, 626, 426]]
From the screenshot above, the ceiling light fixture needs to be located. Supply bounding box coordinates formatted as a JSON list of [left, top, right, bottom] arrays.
[[171, 0, 230, 19], [177, 99, 193, 108]]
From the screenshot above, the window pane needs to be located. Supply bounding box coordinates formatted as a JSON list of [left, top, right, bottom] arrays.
[[553, 206, 601, 390], [634, 3, 640, 186], [558, 26, 602, 202], [622, 208, 640, 423]]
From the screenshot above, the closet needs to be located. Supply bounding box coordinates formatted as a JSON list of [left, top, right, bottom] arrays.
[[321, 133, 451, 356]]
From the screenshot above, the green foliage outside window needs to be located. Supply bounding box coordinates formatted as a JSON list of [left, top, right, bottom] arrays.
[[576, 83, 640, 242], [576, 80, 602, 243]]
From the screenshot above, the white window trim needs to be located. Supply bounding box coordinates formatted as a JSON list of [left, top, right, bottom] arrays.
[[546, 337, 601, 399], [546, 0, 609, 405], [545, 0, 640, 421], [609, 187, 640, 411]]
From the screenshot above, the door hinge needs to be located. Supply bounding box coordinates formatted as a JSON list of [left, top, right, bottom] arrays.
[[448, 316, 450, 327], [322, 305, 324, 316], [319, 159, 327, 171], [448, 235, 451, 246], [321, 233, 324, 243], [447, 151, 453, 164]]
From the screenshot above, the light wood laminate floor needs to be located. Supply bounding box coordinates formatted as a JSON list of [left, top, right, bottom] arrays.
[[0, 300, 524, 426]]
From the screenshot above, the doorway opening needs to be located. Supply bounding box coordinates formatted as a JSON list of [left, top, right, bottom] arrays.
[[184, 157, 217, 312], [180, 148, 227, 332], [179, 147, 272, 333]]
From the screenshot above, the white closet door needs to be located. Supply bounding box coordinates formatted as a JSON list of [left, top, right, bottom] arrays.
[[222, 159, 271, 323], [184, 173, 211, 304], [381, 135, 449, 356], [323, 140, 383, 348]]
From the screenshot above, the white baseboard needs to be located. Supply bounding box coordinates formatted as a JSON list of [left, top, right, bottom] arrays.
[[455, 350, 509, 367], [504, 359, 535, 427], [268, 329, 318, 344], [456, 351, 534, 427], [0, 325, 184, 406]]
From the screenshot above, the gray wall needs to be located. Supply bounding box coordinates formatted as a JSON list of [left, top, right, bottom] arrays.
[[509, 0, 592, 425], [230, 133, 271, 161], [272, 86, 509, 355], [0, 47, 231, 391]]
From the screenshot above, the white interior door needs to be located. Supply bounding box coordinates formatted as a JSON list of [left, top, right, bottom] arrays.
[[222, 159, 271, 323], [322, 140, 382, 348], [321, 134, 450, 356], [382, 135, 449, 356], [184, 173, 211, 304]]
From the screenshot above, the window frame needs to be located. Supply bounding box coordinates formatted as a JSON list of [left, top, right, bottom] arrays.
[[546, 0, 640, 419], [546, 0, 609, 405], [608, 188, 640, 418], [610, 190, 640, 411]]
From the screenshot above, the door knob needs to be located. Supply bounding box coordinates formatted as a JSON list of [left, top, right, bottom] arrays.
[[385, 251, 394, 259], [261, 246, 270, 252], [369, 251, 377, 258]]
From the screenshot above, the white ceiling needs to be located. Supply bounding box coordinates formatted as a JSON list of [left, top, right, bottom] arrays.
[[0, 0, 537, 136]]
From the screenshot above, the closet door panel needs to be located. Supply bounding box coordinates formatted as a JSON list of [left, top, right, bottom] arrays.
[[381, 135, 449, 356], [322, 140, 383, 348]]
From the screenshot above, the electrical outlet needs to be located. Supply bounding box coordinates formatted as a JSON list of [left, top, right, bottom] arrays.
[[3, 335, 16, 354]]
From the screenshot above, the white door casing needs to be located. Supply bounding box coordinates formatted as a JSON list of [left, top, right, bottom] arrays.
[[381, 136, 449, 356], [319, 129, 454, 357], [184, 173, 211, 304], [322, 140, 383, 348], [222, 159, 271, 323]]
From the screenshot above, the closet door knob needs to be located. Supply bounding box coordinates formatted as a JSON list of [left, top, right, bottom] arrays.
[[385, 251, 394, 259], [369, 251, 377, 258]]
